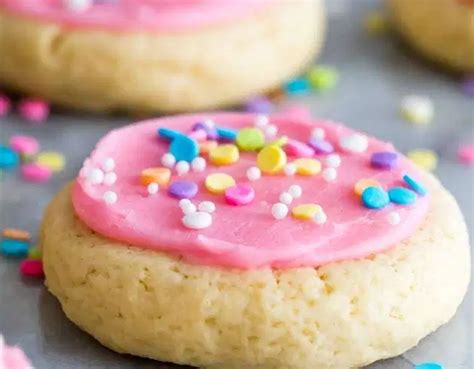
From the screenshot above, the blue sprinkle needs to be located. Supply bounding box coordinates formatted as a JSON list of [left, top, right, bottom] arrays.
[[362, 186, 390, 209], [0, 145, 19, 169], [414, 363, 444, 369], [403, 174, 427, 196], [388, 187, 417, 205], [284, 78, 311, 95], [169, 135, 199, 162], [216, 127, 237, 141], [1, 238, 29, 258], [157, 127, 181, 141]]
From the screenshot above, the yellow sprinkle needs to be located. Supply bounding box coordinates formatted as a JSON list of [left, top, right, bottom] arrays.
[[205, 173, 236, 194], [293, 158, 322, 176], [199, 140, 218, 155], [292, 204, 322, 220], [209, 144, 240, 166], [35, 151, 66, 172], [140, 167, 171, 186], [269, 136, 288, 147], [354, 178, 382, 196], [407, 149, 438, 171], [257, 145, 287, 174], [363, 11, 389, 35]]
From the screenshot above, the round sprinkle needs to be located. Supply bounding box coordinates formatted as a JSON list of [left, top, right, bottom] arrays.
[[322, 167, 337, 182], [246, 166, 261, 181], [254, 114, 269, 128], [388, 211, 401, 225], [161, 153, 176, 168], [313, 211, 328, 225], [407, 149, 438, 171], [307, 66, 339, 91], [191, 157, 207, 172], [205, 173, 236, 194], [103, 172, 117, 186], [245, 96, 273, 113], [284, 163, 297, 176], [170, 135, 199, 162], [264, 124, 278, 139], [370, 151, 398, 170], [354, 178, 382, 196], [209, 144, 240, 166], [9, 135, 39, 156], [102, 157, 115, 172], [457, 144, 474, 166], [189, 129, 207, 142], [28, 246, 42, 260], [182, 203, 197, 215], [35, 151, 66, 172], [311, 127, 326, 139], [325, 154, 341, 168], [140, 167, 171, 186], [198, 201, 216, 213], [168, 180, 198, 199], [199, 140, 218, 155], [272, 203, 289, 220], [284, 139, 314, 158], [0, 145, 20, 169], [288, 184, 303, 198], [236, 127, 265, 151], [224, 184, 255, 206], [21, 163, 52, 183], [279, 192, 293, 205], [182, 211, 212, 230], [20, 259, 44, 278], [158, 127, 181, 141], [339, 133, 368, 153], [192, 121, 218, 140], [257, 145, 287, 174], [388, 187, 417, 205], [403, 174, 427, 196], [292, 203, 322, 220], [175, 161, 190, 176], [293, 158, 322, 176], [103, 191, 118, 205], [308, 137, 334, 155], [401, 95, 434, 124], [147, 182, 159, 195], [179, 199, 192, 208], [361, 187, 389, 209], [18, 98, 50, 123]]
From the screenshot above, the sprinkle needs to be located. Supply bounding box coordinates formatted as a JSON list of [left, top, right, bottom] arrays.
[[311, 127, 326, 139], [388, 187, 417, 205], [175, 161, 191, 176], [2, 228, 30, 241], [102, 157, 115, 172], [244, 96, 273, 114], [63, 0, 92, 12], [199, 140, 218, 155], [288, 185, 303, 198], [87, 168, 104, 184], [339, 133, 368, 153], [403, 174, 427, 196], [457, 144, 474, 165], [198, 201, 216, 213], [9, 135, 39, 156], [0, 239, 29, 258], [0, 94, 11, 117], [354, 178, 382, 196], [103, 172, 117, 186], [225, 184, 255, 206], [309, 137, 334, 155], [272, 203, 289, 220], [292, 203, 322, 220], [182, 211, 212, 230], [18, 98, 50, 123], [179, 199, 192, 209], [181, 202, 197, 215], [284, 163, 297, 176], [322, 167, 337, 182], [21, 163, 52, 183], [388, 211, 401, 225], [209, 144, 240, 166], [161, 153, 176, 168], [191, 157, 207, 172], [205, 173, 236, 194], [192, 120, 218, 140], [236, 127, 265, 151], [254, 114, 269, 128], [361, 187, 389, 209], [279, 192, 293, 205], [170, 135, 199, 162], [157, 127, 180, 141], [0, 145, 20, 169], [313, 211, 328, 225], [19, 259, 44, 278], [103, 191, 118, 204], [293, 158, 322, 176], [169, 180, 198, 199], [188, 129, 207, 142], [363, 11, 388, 34], [147, 182, 159, 195], [461, 77, 474, 97], [246, 166, 261, 181], [28, 246, 41, 260], [414, 363, 443, 369], [284, 139, 315, 158], [370, 151, 398, 170], [36, 151, 66, 172], [257, 145, 287, 174], [216, 127, 238, 141], [264, 124, 278, 139], [401, 95, 434, 124], [407, 149, 438, 171], [307, 66, 339, 91], [269, 136, 288, 147], [325, 154, 341, 168], [284, 78, 311, 95]]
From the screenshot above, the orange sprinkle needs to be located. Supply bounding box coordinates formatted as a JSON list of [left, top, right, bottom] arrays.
[[140, 167, 171, 186], [2, 228, 31, 241], [199, 140, 218, 155], [354, 178, 382, 196]]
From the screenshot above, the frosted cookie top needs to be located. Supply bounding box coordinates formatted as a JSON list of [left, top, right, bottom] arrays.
[[73, 112, 430, 269], [0, 0, 273, 32]]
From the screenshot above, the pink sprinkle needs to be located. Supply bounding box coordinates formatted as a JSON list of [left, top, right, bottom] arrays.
[[18, 98, 50, 123], [21, 163, 52, 183], [224, 184, 255, 206], [20, 259, 44, 278], [457, 144, 474, 166], [9, 135, 40, 156], [0, 94, 11, 117], [188, 129, 207, 142], [284, 139, 315, 158]]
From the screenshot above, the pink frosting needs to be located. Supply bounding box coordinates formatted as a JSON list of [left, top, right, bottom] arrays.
[[73, 112, 430, 269], [0, 0, 273, 32]]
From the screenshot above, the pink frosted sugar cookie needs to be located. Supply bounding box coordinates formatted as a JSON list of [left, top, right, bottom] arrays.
[[0, 336, 34, 369], [0, 0, 325, 113], [41, 112, 470, 369]]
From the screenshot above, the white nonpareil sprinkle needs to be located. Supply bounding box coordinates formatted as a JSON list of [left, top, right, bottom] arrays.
[[288, 184, 302, 199], [198, 201, 216, 213], [272, 203, 289, 220], [63, 0, 92, 12], [182, 211, 213, 229], [388, 211, 401, 225], [254, 114, 269, 128], [284, 163, 297, 176], [325, 154, 341, 168], [313, 211, 327, 225], [87, 168, 104, 185], [191, 157, 206, 172], [182, 203, 197, 215], [264, 124, 278, 139], [103, 172, 117, 186], [203, 118, 215, 128], [339, 133, 368, 153], [246, 166, 261, 181], [400, 95, 434, 124], [102, 157, 115, 172], [147, 182, 159, 195], [175, 161, 190, 176], [179, 199, 192, 209], [311, 127, 326, 139], [103, 191, 117, 205], [279, 192, 293, 205], [161, 153, 176, 168], [322, 167, 337, 182]]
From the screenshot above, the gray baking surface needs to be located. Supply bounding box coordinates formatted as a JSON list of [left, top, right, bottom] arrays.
[[0, 1, 473, 368]]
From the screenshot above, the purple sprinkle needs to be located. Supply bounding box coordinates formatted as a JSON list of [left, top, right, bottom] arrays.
[[370, 151, 399, 169], [462, 76, 474, 97], [308, 138, 334, 155], [192, 122, 218, 140], [244, 96, 273, 114], [168, 180, 198, 199]]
